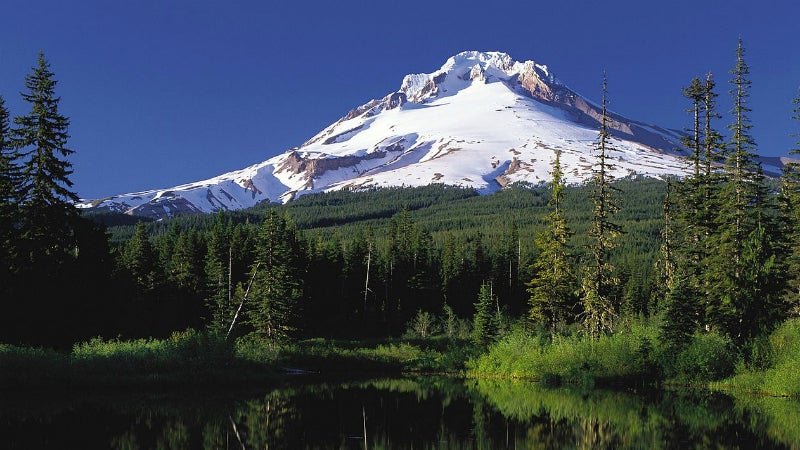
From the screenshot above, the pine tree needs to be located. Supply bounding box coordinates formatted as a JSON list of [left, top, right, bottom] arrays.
[[580, 73, 622, 338], [122, 222, 161, 292], [702, 73, 725, 179], [247, 210, 304, 345], [682, 78, 705, 178], [663, 76, 721, 343], [473, 281, 498, 346], [12, 52, 79, 264], [528, 150, 575, 332], [205, 212, 233, 333], [168, 228, 205, 293], [656, 178, 676, 294], [705, 39, 781, 341]]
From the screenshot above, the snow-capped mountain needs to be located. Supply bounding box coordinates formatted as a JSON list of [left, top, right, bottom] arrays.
[[79, 51, 768, 219]]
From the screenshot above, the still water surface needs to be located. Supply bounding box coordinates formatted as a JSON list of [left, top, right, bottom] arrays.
[[3, 377, 799, 449]]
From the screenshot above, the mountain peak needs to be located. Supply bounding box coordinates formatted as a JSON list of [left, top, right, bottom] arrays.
[[442, 51, 515, 72], [84, 50, 761, 219], [399, 51, 559, 103]]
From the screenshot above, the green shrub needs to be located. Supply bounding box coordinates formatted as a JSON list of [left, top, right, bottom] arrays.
[[673, 332, 737, 382], [404, 309, 440, 339], [762, 358, 800, 397], [768, 318, 800, 367]]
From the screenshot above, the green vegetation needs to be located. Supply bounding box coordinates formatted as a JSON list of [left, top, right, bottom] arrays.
[[0, 329, 479, 388], [712, 318, 800, 397], [467, 320, 659, 386]]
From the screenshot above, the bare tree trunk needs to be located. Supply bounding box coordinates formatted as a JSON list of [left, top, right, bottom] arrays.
[[363, 404, 368, 450], [228, 246, 233, 307], [226, 262, 261, 341], [228, 415, 246, 450], [363, 243, 372, 322]]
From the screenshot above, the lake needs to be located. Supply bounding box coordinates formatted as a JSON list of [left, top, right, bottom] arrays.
[[2, 376, 799, 449]]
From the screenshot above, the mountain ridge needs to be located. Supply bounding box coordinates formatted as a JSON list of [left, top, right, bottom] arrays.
[[79, 50, 765, 219]]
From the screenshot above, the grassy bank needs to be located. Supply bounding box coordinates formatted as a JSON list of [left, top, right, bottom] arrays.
[[465, 318, 747, 389], [466, 321, 661, 387], [465, 317, 800, 398], [7, 318, 799, 396], [0, 330, 477, 388], [710, 318, 800, 397]]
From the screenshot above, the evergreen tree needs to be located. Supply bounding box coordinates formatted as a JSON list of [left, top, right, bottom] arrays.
[[580, 74, 622, 338], [247, 210, 304, 344], [12, 52, 79, 264], [122, 222, 161, 292], [663, 76, 723, 342], [655, 178, 676, 295], [703, 73, 725, 178], [782, 87, 800, 315], [472, 281, 498, 346], [168, 228, 205, 293], [705, 39, 781, 341], [528, 150, 575, 332], [682, 78, 705, 178], [205, 212, 233, 333]]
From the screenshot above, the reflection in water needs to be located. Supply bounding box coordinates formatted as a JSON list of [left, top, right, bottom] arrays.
[[2, 377, 798, 449]]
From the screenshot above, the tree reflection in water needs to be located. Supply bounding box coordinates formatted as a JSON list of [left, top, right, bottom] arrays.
[[2, 377, 798, 449]]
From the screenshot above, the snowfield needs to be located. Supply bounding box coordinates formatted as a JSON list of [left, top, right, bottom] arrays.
[[80, 51, 699, 219]]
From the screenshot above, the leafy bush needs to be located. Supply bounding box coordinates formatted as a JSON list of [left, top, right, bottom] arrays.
[[404, 309, 440, 339]]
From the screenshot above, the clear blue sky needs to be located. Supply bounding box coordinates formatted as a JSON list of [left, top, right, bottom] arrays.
[[1, 0, 798, 200]]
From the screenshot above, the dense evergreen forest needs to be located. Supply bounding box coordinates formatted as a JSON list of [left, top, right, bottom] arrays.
[[76, 177, 665, 344], [2, 41, 800, 396]]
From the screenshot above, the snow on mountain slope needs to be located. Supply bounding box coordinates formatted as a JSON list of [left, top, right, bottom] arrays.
[[79, 51, 694, 219]]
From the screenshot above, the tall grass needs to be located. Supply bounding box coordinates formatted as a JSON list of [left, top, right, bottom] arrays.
[[2, 331, 479, 387], [2, 330, 277, 387], [467, 320, 660, 385], [71, 329, 234, 376], [716, 318, 800, 397], [0, 344, 67, 385]]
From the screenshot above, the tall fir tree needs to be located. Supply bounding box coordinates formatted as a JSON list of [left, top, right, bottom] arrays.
[[122, 221, 162, 292], [703, 73, 725, 179], [682, 78, 705, 178], [247, 210, 304, 345], [663, 76, 722, 345], [653, 178, 676, 308], [168, 228, 205, 294], [580, 73, 622, 338], [12, 52, 80, 264], [780, 87, 800, 315], [205, 212, 233, 333], [705, 39, 781, 341], [472, 281, 499, 346], [528, 150, 575, 332]]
